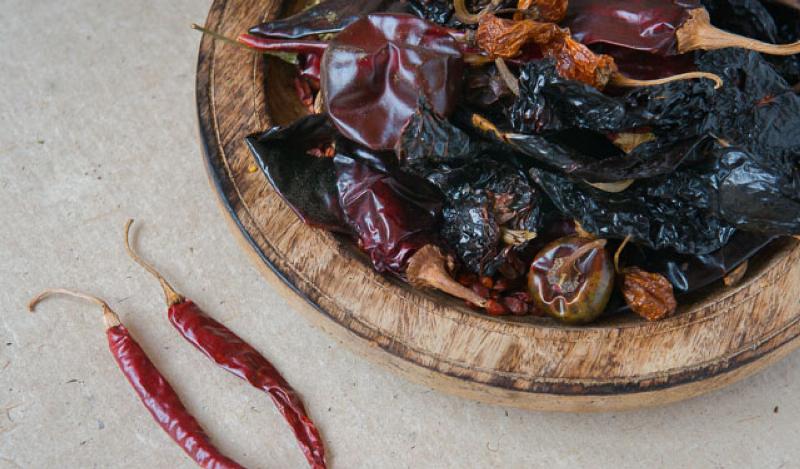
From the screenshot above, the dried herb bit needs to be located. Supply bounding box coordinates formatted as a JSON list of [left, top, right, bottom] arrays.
[[621, 267, 677, 321], [528, 237, 614, 324], [723, 260, 748, 287], [530, 167, 736, 256], [245, 114, 349, 233]]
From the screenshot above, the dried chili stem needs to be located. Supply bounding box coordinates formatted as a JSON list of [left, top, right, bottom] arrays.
[[192, 23, 323, 63], [677, 8, 800, 56], [406, 245, 488, 307], [610, 71, 723, 89], [124, 220, 184, 307], [494, 58, 521, 96], [553, 239, 607, 277], [613, 235, 632, 274], [29, 289, 121, 328]]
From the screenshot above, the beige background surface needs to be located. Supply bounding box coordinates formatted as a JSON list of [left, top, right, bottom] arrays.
[[1, 1, 799, 468]]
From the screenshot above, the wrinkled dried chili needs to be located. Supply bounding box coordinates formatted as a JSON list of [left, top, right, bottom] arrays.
[[28, 290, 246, 469], [123, 221, 326, 469], [565, 0, 800, 56]]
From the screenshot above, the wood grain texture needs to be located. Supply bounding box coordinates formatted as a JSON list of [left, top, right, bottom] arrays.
[[196, 0, 800, 411]]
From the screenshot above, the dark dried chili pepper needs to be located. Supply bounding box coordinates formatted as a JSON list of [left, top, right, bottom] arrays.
[[465, 111, 714, 183], [530, 167, 737, 255], [123, 222, 326, 469], [322, 14, 464, 150], [636, 231, 774, 293], [245, 114, 349, 233], [28, 290, 246, 469], [333, 139, 443, 274], [565, 0, 800, 56]]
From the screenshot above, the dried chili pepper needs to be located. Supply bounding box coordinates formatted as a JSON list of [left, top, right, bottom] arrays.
[[28, 290, 245, 469], [565, 0, 800, 56], [333, 139, 443, 273], [528, 236, 614, 324], [620, 267, 677, 321], [475, 14, 723, 89], [123, 221, 326, 469], [529, 167, 737, 255], [322, 14, 464, 150], [246, 114, 349, 233], [614, 237, 677, 321], [249, 0, 410, 38]]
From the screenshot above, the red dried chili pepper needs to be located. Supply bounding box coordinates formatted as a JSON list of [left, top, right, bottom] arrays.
[[28, 289, 245, 469], [565, 0, 800, 56], [123, 221, 326, 469], [196, 14, 464, 151]]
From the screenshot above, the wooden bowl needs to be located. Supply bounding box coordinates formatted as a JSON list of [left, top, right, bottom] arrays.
[[196, 0, 800, 411]]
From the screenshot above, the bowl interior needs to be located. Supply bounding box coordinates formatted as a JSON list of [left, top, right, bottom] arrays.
[[257, 0, 796, 331]]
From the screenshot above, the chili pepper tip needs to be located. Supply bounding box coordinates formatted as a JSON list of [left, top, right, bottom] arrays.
[[124, 219, 184, 307], [29, 288, 121, 329]]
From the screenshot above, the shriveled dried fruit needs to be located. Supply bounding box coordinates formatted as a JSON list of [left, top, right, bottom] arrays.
[[621, 267, 677, 321]]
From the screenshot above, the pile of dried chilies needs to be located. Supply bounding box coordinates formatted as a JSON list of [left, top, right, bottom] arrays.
[[29, 221, 327, 468], [200, 0, 800, 325]]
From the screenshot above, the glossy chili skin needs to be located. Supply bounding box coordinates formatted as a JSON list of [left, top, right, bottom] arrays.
[[168, 300, 326, 469], [249, 0, 410, 39], [334, 141, 443, 274], [565, 0, 702, 55], [322, 14, 464, 150], [108, 324, 245, 469], [528, 237, 614, 324]]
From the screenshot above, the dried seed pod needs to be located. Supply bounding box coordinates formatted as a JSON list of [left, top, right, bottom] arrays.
[[621, 267, 677, 321]]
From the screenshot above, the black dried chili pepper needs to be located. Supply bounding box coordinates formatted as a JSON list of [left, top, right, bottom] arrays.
[[123, 221, 327, 469], [245, 114, 348, 233], [29, 290, 246, 469]]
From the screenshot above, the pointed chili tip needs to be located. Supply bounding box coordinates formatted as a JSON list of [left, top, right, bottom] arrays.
[[29, 288, 121, 329], [124, 219, 184, 307]]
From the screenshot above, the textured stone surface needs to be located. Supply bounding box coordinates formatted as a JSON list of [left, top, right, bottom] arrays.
[[1, 1, 799, 468]]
